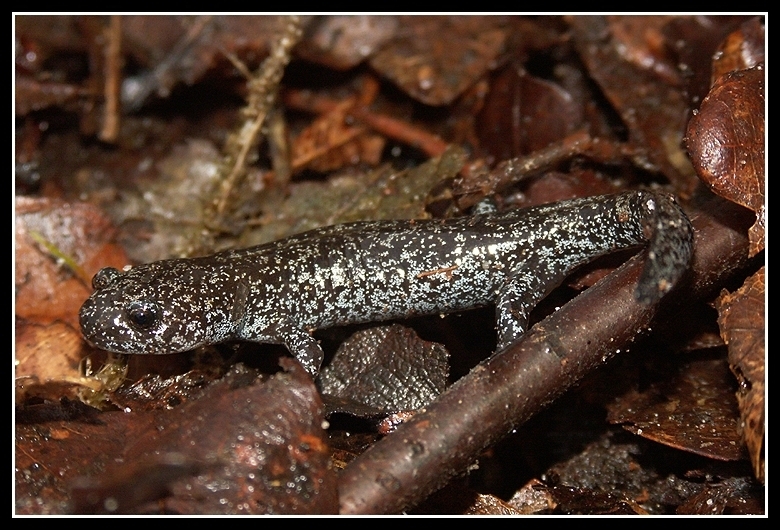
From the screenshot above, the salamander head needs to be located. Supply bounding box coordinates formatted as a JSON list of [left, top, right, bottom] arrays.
[[79, 261, 222, 355]]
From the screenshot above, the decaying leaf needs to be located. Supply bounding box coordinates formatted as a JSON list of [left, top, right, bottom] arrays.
[[569, 15, 698, 193], [296, 15, 398, 70], [710, 17, 765, 84], [17, 362, 337, 514], [715, 267, 765, 483], [686, 65, 765, 257], [319, 324, 449, 414], [369, 16, 510, 106], [607, 358, 745, 462], [290, 97, 385, 173], [15, 197, 128, 386]]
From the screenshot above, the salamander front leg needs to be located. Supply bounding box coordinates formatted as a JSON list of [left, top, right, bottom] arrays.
[[494, 269, 553, 352]]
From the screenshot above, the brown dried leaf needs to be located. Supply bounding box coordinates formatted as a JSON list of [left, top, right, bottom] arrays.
[[369, 16, 510, 106], [319, 325, 449, 414], [291, 98, 385, 174], [476, 68, 584, 161], [711, 17, 765, 85], [714, 266, 765, 483], [607, 358, 745, 461], [686, 65, 765, 257], [15, 320, 85, 385], [15, 197, 128, 385], [569, 15, 697, 192]]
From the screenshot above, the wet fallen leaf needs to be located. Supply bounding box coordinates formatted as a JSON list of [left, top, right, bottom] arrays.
[[463, 493, 523, 515], [715, 267, 765, 483], [319, 324, 449, 414], [15, 320, 85, 386], [710, 17, 765, 84], [369, 16, 511, 106], [676, 476, 763, 515], [16, 361, 337, 515], [568, 15, 698, 193], [476, 66, 584, 161], [15, 196, 128, 327], [686, 65, 765, 257], [606, 15, 682, 85], [607, 358, 745, 462], [296, 15, 398, 70], [15, 197, 128, 385], [542, 485, 648, 515]]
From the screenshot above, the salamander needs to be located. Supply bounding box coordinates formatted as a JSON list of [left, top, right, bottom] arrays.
[[79, 191, 694, 376]]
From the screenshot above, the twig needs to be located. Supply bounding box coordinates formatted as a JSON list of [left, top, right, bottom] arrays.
[[99, 15, 122, 143], [122, 15, 214, 112], [453, 131, 659, 209], [282, 88, 450, 159], [212, 16, 304, 220]]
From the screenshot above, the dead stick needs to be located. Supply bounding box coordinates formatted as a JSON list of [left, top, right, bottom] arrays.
[[283, 89, 450, 158]]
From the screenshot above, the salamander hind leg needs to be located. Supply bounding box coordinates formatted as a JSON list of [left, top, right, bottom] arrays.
[[281, 325, 325, 378]]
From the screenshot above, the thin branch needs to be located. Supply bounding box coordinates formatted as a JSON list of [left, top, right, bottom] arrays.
[[213, 16, 304, 219], [99, 15, 122, 143], [453, 131, 659, 209], [283, 88, 450, 159]]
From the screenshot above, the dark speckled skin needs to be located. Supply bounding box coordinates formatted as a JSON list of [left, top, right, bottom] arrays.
[[79, 191, 693, 376]]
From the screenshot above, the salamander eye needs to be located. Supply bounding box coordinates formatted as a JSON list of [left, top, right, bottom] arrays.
[[125, 300, 160, 330]]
